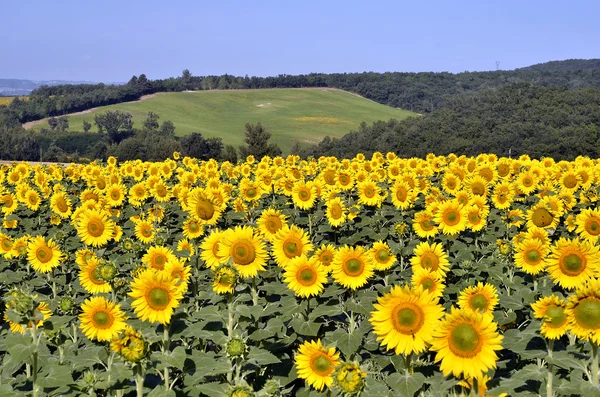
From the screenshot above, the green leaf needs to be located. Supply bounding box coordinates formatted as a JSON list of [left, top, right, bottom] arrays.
[[362, 377, 391, 397], [191, 382, 230, 397], [387, 372, 425, 397], [249, 317, 285, 341], [247, 346, 281, 365], [159, 346, 187, 370], [326, 329, 362, 358], [39, 365, 73, 388], [291, 318, 321, 336], [148, 386, 176, 397], [194, 306, 226, 323], [5, 334, 36, 364]]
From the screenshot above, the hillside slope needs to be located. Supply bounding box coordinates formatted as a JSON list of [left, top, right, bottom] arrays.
[[27, 88, 415, 152]]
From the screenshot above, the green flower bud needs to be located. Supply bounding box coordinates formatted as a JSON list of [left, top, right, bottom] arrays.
[[226, 337, 247, 358], [58, 297, 74, 313]]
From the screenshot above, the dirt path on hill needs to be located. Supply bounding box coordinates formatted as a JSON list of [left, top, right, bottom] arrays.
[[22, 94, 157, 130]]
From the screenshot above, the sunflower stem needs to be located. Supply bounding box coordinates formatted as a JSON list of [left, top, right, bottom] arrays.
[[135, 364, 144, 397], [592, 342, 599, 386], [470, 377, 478, 397], [349, 291, 356, 334], [251, 277, 259, 307], [403, 353, 413, 375], [31, 324, 40, 397], [546, 339, 554, 397], [163, 325, 171, 390]]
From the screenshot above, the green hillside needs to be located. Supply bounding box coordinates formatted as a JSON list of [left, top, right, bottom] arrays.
[[27, 88, 415, 152]]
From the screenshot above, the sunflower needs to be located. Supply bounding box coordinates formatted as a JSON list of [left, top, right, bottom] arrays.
[[331, 245, 374, 290], [576, 208, 600, 243], [514, 238, 549, 275], [390, 181, 414, 210], [370, 241, 396, 271], [441, 173, 462, 195], [239, 178, 264, 202], [283, 255, 328, 298], [200, 229, 226, 269], [325, 197, 347, 227], [50, 192, 72, 218], [143, 246, 177, 270], [76, 209, 115, 247], [213, 264, 239, 294], [129, 183, 147, 206], [105, 183, 126, 207], [410, 242, 450, 276], [505, 209, 525, 228], [491, 182, 514, 210], [458, 283, 499, 317], [295, 340, 340, 391], [79, 296, 127, 342], [314, 243, 336, 271], [546, 238, 599, 290], [79, 257, 112, 294], [430, 307, 503, 379], [531, 295, 569, 339], [464, 175, 489, 198], [434, 200, 468, 235], [1, 192, 18, 215], [356, 180, 383, 207], [151, 180, 171, 202], [411, 267, 446, 299], [526, 203, 558, 230], [129, 269, 183, 324], [560, 170, 580, 191], [334, 362, 366, 395], [256, 208, 287, 241], [24, 189, 41, 211], [218, 226, 268, 278], [272, 225, 314, 267], [27, 236, 64, 273], [0, 233, 13, 257], [111, 325, 148, 363], [186, 188, 222, 225], [412, 210, 439, 238], [517, 171, 538, 195], [6, 301, 52, 334], [370, 285, 444, 355], [465, 205, 487, 232], [292, 181, 317, 210], [565, 278, 600, 344], [134, 220, 155, 244], [177, 238, 195, 258], [161, 259, 191, 294]]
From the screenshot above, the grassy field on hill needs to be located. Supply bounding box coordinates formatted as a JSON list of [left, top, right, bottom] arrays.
[[27, 88, 415, 152]]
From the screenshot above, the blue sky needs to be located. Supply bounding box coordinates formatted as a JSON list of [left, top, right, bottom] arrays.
[[1, 0, 598, 81]]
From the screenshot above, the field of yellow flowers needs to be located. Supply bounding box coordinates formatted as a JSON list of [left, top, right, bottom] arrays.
[[1, 152, 600, 397]]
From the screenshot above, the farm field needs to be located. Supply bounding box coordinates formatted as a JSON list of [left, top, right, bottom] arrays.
[[0, 96, 28, 106], [24, 88, 416, 152], [1, 152, 600, 396]]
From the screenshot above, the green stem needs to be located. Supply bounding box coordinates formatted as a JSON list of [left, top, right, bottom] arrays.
[[305, 298, 311, 321], [163, 325, 171, 390], [31, 325, 39, 397], [135, 365, 144, 397], [227, 295, 235, 384], [470, 376, 478, 397], [251, 277, 259, 307], [592, 342, 599, 386], [404, 353, 413, 375], [348, 290, 356, 334], [547, 339, 554, 397]]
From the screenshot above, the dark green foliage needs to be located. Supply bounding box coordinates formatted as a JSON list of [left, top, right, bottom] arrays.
[[302, 84, 600, 160], [83, 120, 92, 133], [238, 123, 282, 159], [110, 131, 182, 162], [142, 112, 160, 132], [37, 132, 107, 157], [0, 128, 41, 161], [222, 144, 238, 163], [180, 133, 224, 160], [94, 111, 134, 144]]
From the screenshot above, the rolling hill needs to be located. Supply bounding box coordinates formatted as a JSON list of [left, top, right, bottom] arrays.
[[26, 88, 416, 152]]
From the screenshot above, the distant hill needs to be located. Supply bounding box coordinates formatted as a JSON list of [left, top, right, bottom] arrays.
[[518, 59, 600, 72], [25, 88, 416, 152], [0, 78, 121, 96]]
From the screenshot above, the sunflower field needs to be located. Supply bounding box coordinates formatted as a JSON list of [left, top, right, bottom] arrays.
[[1, 152, 600, 397]]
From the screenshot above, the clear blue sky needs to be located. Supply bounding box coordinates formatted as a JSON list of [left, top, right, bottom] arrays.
[[1, 0, 598, 82]]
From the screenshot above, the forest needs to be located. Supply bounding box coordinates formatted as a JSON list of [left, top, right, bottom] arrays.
[[299, 84, 600, 160]]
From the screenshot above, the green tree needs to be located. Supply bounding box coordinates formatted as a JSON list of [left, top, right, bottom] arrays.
[[180, 133, 224, 160], [143, 112, 160, 131], [94, 111, 134, 144], [83, 120, 92, 133], [238, 123, 282, 159], [222, 144, 238, 163]]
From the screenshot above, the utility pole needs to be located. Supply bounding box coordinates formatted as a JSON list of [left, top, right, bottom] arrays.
[[496, 61, 500, 71]]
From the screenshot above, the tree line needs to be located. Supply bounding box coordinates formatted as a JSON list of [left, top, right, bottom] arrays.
[[2, 59, 600, 124], [0, 109, 281, 163], [296, 83, 600, 161]]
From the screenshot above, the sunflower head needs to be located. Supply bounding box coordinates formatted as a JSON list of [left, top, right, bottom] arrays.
[[295, 339, 341, 391], [334, 362, 366, 395], [226, 336, 248, 358], [458, 282, 499, 317], [565, 279, 600, 344], [531, 295, 569, 339], [111, 325, 147, 363], [213, 264, 239, 294]]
